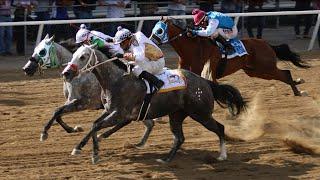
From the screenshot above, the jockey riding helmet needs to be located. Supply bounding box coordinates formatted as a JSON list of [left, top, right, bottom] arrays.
[[114, 26, 132, 44], [192, 9, 206, 26]]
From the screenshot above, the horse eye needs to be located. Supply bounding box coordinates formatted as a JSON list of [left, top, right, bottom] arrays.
[[157, 28, 163, 35], [80, 55, 86, 61], [39, 49, 46, 57]]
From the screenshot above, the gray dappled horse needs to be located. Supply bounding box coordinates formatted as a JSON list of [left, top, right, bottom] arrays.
[[62, 44, 246, 164], [22, 35, 155, 147]]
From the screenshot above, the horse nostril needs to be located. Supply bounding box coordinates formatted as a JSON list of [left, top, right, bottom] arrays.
[[63, 71, 70, 77]]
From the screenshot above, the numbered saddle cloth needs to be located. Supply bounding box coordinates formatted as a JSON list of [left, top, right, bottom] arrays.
[[143, 68, 187, 94], [217, 38, 248, 59]]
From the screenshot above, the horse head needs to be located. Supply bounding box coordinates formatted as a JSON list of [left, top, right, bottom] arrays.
[[150, 17, 186, 45], [22, 34, 57, 76], [62, 44, 97, 82]]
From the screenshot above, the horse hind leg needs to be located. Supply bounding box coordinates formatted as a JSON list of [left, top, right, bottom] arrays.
[[275, 69, 307, 96], [157, 111, 187, 163], [244, 68, 306, 96], [190, 114, 227, 161], [135, 119, 155, 148]]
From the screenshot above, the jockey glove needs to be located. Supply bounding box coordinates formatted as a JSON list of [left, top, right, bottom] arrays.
[[115, 53, 124, 58]]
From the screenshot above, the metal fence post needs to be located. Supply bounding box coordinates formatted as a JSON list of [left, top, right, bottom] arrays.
[[36, 24, 44, 45], [308, 13, 320, 50], [24, 8, 27, 56]]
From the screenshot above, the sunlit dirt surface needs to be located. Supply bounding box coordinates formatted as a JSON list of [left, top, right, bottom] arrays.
[[0, 51, 320, 179]]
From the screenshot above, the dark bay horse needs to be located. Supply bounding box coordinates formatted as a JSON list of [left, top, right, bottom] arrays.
[[62, 45, 246, 164], [150, 19, 310, 96]]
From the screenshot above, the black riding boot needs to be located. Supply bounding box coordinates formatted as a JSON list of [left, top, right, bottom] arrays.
[[139, 71, 164, 92], [215, 35, 234, 54]]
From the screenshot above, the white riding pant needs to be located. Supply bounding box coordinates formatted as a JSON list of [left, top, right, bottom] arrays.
[[211, 26, 238, 40], [132, 57, 165, 77]]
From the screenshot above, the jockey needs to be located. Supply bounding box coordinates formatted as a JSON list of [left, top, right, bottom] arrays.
[[114, 26, 165, 92], [190, 9, 237, 54], [75, 24, 123, 57]]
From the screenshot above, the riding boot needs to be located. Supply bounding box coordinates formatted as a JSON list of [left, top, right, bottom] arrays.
[[215, 35, 234, 54], [139, 71, 164, 92]]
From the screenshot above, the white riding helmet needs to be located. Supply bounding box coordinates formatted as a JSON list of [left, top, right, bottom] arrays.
[[114, 26, 132, 44], [76, 24, 90, 44]]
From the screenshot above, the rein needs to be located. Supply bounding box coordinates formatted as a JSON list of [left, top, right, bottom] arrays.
[[167, 30, 187, 44], [79, 48, 118, 73]]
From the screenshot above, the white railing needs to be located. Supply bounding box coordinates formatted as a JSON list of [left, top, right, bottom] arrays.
[[1, 10, 320, 51]]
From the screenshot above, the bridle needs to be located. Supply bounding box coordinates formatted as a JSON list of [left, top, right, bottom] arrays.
[[72, 46, 119, 73]]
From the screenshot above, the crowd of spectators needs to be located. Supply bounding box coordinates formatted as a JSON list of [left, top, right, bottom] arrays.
[[0, 0, 320, 56]]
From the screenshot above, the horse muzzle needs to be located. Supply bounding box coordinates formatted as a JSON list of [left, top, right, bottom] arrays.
[[22, 60, 38, 76], [62, 64, 78, 82]]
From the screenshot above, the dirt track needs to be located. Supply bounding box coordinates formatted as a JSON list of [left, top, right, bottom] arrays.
[[1, 51, 320, 179]]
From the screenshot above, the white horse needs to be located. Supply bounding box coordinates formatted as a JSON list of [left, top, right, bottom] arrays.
[[22, 35, 155, 147]]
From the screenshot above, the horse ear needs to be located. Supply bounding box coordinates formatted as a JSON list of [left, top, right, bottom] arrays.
[[48, 35, 55, 42], [44, 34, 49, 39], [89, 43, 98, 49]]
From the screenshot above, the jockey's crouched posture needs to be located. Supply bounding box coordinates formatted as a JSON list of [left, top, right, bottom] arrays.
[[189, 9, 238, 54], [114, 26, 165, 93], [76, 24, 124, 57]]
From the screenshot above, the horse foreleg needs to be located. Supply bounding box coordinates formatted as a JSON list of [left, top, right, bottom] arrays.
[[40, 99, 82, 142], [71, 110, 125, 164], [97, 118, 132, 141]]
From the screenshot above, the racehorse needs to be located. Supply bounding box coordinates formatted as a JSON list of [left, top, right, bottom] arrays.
[[150, 18, 310, 96], [62, 44, 246, 164], [22, 35, 155, 147]]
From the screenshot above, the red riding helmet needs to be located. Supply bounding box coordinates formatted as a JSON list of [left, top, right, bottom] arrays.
[[192, 9, 206, 26]]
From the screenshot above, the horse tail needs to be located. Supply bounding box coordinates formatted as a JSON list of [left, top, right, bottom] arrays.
[[269, 43, 310, 68], [208, 81, 246, 115]]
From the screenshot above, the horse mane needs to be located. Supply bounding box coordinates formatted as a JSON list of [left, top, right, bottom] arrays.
[[166, 18, 213, 46], [93, 48, 128, 73], [58, 38, 79, 53]]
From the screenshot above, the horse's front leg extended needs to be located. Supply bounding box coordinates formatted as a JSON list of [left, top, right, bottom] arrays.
[[71, 111, 125, 164], [40, 99, 83, 141], [97, 118, 155, 148]]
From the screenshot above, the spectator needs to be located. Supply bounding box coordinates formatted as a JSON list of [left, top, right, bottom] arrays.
[[50, 0, 72, 41], [245, 0, 266, 39], [12, 0, 36, 55], [293, 0, 313, 39], [73, 0, 104, 28], [104, 0, 130, 36], [0, 0, 13, 56], [196, 0, 216, 12], [168, 0, 186, 29], [138, 0, 158, 37], [221, 0, 242, 13], [34, 1, 53, 39]]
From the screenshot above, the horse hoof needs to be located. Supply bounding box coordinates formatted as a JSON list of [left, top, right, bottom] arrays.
[[296, 78, 305, 84], [134, 143, 145, 149], [40, 133, 48, 142], [300, 91, 308, 97], [217, 155, 227, 161], [74, 126, 84, 132], [71, 148, 81, 156], [156, 158, 169, 164], [92, 155, 99, 164], [97, 134, 103, 142]]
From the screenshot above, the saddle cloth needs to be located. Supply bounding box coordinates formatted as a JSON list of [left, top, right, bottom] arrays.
[[217, 38, 248, 59], [143, 68, 186, 94]]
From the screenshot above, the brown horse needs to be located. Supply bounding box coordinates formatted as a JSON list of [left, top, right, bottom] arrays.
[[150, 18, 310, 96]]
